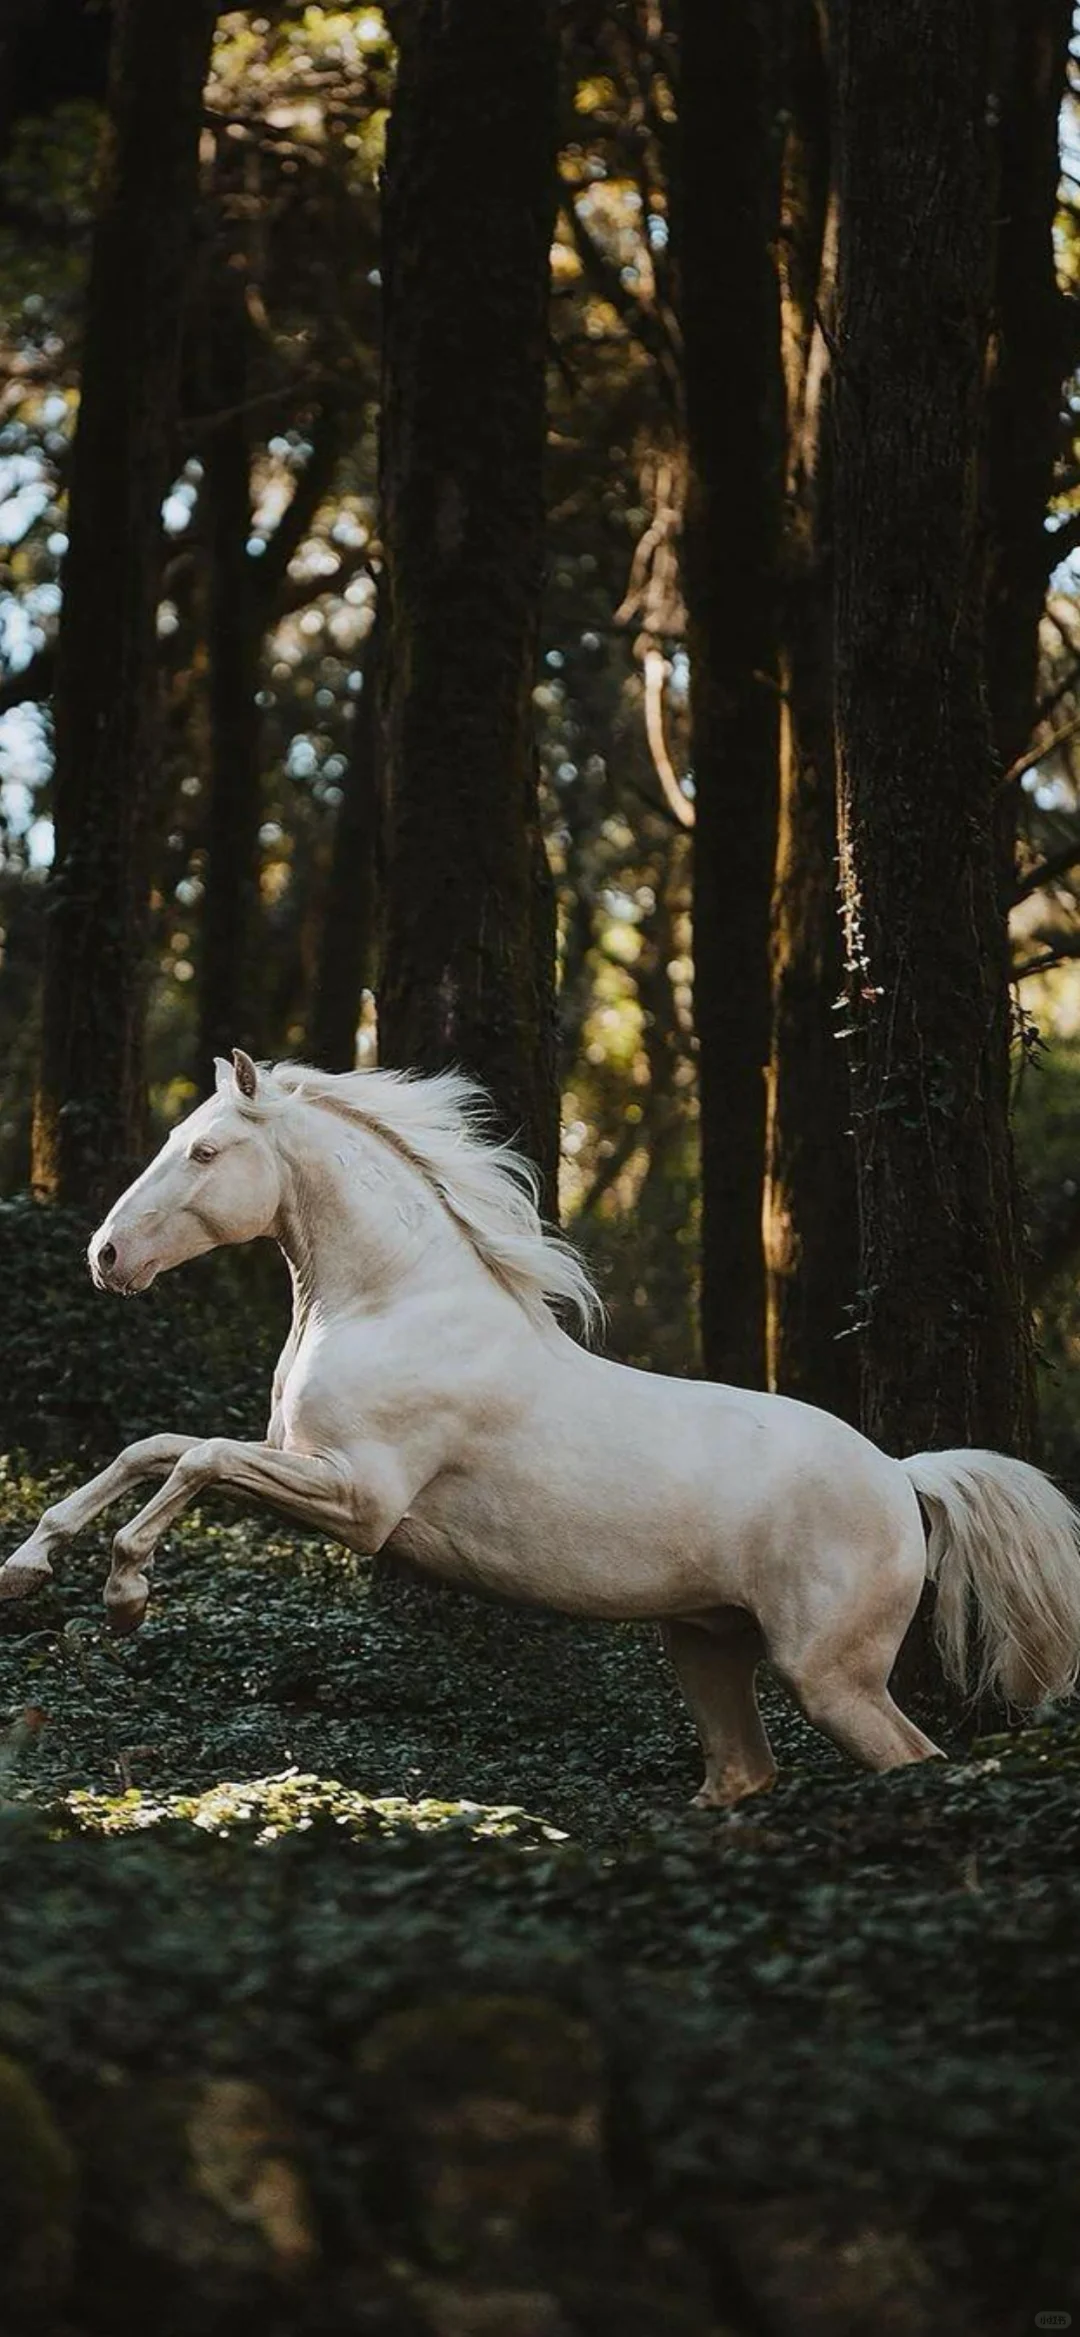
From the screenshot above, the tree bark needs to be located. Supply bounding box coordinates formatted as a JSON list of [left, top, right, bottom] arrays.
[[677, 0, 784, 1387], [307, 617, 380, 1073], [766, 453, 859, 1418], [30, 0, 218, 1208], [378, 0, 560, 1206], [196, 267, 265, 1083], [764, 2, 859, 1420], [831, 0, 1035, 1463], [984, 0, 1071, 783], [762, 9, 855, 1411]]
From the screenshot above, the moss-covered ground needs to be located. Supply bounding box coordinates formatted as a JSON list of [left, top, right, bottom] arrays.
[[0, 1206, 1078, 2334], [1, 1480, 1078, 2336]]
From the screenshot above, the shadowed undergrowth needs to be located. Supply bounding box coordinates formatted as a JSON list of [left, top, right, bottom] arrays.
[[0, 1471, 1078, 2334], [0, 1212, 1078, 2332]]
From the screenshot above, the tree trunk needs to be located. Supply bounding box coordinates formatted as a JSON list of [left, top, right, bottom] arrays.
[[677, 0, 783, 1388], [378, 0, 560, 1205], [831, 0, 1035, 1465], [31, 0, 218, 1208], [984, 0, 1071, 781], [767, 466, 859, 1418], [307, 617, 380, 1072], [765, 4, 859, 1420], [196, 268, 265, 1083]]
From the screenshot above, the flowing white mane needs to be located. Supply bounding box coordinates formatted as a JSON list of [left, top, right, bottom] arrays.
[[262, 1062, 604, 1341]]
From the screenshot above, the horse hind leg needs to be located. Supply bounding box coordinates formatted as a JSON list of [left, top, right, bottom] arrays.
[[663, 1614, 777, 1809], [792, 1665, 944, 1771], [773, 1579, 945, 1774]]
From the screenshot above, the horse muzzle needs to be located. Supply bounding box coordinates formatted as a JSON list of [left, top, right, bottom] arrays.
[[87, 1227, 158, 1295]]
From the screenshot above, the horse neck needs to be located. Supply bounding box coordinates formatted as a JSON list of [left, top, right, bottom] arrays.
[[271, 1105, 458, 1333]]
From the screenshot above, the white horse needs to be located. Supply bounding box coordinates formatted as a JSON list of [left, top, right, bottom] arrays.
[[3, 1049, 1080, 1805]]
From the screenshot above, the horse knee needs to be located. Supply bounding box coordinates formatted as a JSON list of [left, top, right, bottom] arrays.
[[178, 1438, 226, 1485]]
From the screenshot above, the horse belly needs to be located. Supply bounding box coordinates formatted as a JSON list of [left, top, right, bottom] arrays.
[[390, 1465, 742, 1619]]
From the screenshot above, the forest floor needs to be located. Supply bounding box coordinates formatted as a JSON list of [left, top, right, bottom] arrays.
[[1, 1463, 1079, 2337]]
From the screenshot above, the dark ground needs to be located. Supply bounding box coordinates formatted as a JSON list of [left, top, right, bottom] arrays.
[[0, 1205, 1078, 2335], [1, 1484, 1078, 2337]]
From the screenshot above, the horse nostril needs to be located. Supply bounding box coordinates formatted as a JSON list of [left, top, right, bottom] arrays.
[[98, 1242, 117, 1271]]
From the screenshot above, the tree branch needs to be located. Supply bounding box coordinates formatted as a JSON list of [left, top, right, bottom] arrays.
[[272, 542, 371, 620], [1032, 655, 1080, 729], [575, 1117, 643, 1221], [254, 404, 348, 609], [1001, 707, 1080, 797], [1014, 831, 1080, 903], [1012, 937, 1080, 979], [559, 185, 682, 410]]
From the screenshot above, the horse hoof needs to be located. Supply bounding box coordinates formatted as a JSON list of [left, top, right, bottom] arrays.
[[104, 1579, 150, 1636], [0, 1553, 53, 1602], [690, 1773, 776, 1814]]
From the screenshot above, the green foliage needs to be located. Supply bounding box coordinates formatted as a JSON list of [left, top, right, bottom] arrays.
[[0, 1708, 1079, 2328], [0, 99, 98, 321], [0, 1447, 1079, 2328], [0, 1200, 285, 1463]]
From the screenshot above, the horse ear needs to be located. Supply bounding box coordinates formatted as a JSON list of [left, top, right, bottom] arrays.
[[232, 1048, 259, 1102], [213, 1056, 232, 1094]]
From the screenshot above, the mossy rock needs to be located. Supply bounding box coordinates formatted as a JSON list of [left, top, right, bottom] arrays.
[[717, 2201, 972, 2337], [357, 1994, 607, 2264], [78, 2072, 316, 2335], [0, 2052, 75, 2326], [356, 1995, 716, 2335]]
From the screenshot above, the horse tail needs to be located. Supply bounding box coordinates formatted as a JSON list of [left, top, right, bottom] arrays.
[[901, 1448, 1080, 1707]]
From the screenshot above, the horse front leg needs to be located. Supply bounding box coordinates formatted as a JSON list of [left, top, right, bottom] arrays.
[[103, 1438, 370, 1633], [0, 1435, 202, 1602]]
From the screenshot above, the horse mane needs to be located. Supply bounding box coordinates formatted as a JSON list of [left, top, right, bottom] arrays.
[[263, 1062, 605, 1342]]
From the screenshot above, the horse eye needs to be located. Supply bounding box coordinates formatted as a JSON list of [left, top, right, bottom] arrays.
[[189, 1143, 217, 1165]]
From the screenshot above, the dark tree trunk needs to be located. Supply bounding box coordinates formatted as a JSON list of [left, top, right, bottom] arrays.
[[31, 0, 218, 1209], [378, 0, 560, 1205], [767, 464, 858, 1419], [765, 3, 859, 1419], [307, 618, 380, 1072], [196, 269, 265, 1083], [984, 0, 1071, 782], [831, 0, 1035, 1464], [678, 0, 783, 1388]]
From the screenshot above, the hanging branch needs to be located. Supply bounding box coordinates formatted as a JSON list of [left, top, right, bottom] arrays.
[[643, 649, 693, 828], [613, 448, 692, 827]]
